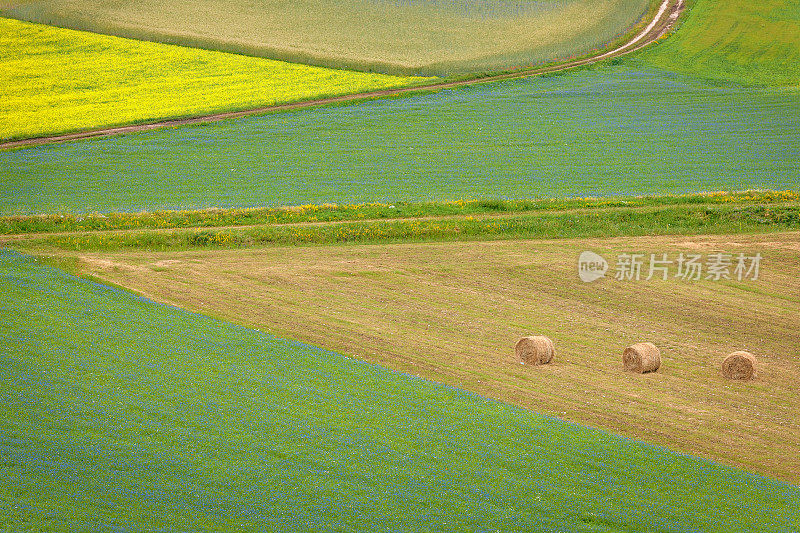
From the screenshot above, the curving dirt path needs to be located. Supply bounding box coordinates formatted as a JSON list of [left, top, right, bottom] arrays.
[[0, 0, 684, 151]]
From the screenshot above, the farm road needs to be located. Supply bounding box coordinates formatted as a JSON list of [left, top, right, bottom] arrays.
[[0, 0, 684, 150]]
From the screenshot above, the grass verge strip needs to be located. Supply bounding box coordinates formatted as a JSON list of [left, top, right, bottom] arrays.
[[12, 203, 800, 252], [2, 190, 796, 236]]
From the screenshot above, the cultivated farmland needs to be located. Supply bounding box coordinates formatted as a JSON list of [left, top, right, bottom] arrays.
[[634, 0, 800, 86], [0, 17, 426, 140], [2, 66, 798, 214], [0, 0, 653, 75], [3, 0, 800, 528], [2, 250, 799, 531]]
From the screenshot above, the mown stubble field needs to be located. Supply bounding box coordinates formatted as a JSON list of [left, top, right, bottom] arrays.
[[61, 231, 800, 484]]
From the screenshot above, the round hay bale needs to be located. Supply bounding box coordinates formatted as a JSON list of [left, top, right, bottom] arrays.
[[515, 336, 554, 365], [722, 351, 756, 380], [623, 342, 661, 373]]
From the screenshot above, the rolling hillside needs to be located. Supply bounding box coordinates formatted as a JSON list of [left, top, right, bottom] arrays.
[[0, 0, 653, 75]]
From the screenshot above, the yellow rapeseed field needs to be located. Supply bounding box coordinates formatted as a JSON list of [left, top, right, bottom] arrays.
[[0, 17, 430, 140]]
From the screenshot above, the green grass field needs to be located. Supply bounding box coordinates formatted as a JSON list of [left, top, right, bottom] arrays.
[[633, 0, 800, 86], [1, 0, 796, 144], [2, 66, 797, 214], [7, 192, 799, 485], [0, 0, 652, 75], [0, 17, 427, 140], [2, 249, 798, 530]]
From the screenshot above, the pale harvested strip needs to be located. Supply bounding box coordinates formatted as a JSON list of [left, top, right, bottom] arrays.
[[0, 17, 430, 140]]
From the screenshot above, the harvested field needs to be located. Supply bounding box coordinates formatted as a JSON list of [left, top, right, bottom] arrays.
[[0, 0, 652, 75], [59, 231, 800, 483]]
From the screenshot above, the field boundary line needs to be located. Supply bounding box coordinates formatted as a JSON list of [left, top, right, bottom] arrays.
[[5, 201, 797, 247], [0, 0, 683, 150], [0, 202, 734, 243]]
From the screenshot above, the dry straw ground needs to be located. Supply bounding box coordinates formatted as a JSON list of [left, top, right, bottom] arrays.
[[62, 231, 800, 483]]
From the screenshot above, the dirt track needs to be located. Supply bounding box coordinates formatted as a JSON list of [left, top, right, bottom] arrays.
[[0, 0, 684, 150]]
